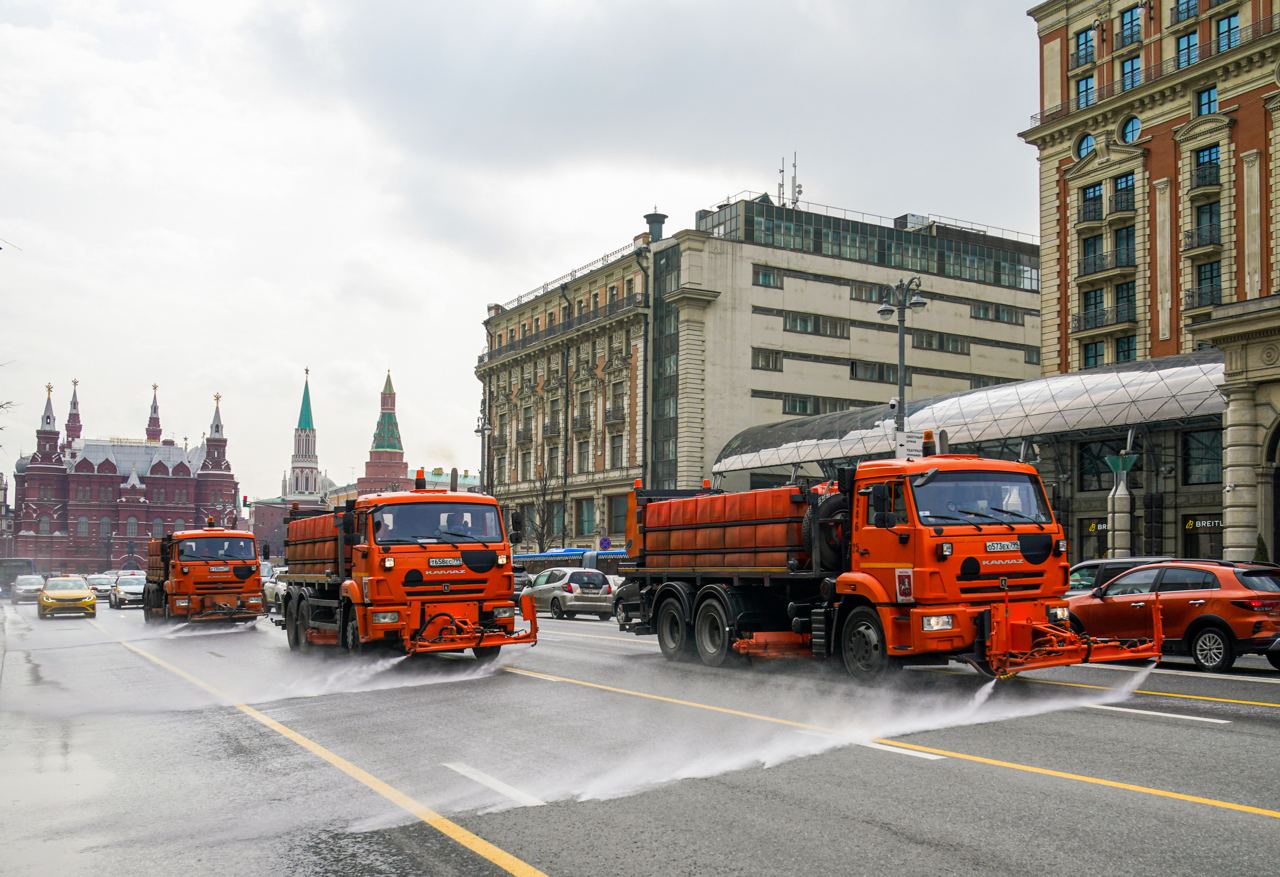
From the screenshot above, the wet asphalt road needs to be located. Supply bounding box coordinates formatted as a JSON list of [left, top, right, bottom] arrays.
[[2, 600, 1279, 876]]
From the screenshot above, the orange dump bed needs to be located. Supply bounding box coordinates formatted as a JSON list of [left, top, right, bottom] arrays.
[[639, 487, 808, 570], [285, 513, 343, 575]]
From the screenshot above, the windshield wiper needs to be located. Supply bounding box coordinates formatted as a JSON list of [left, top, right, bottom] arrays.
[[921, 513, 983, 531], [990, 507, 1045, 530], [956, 508, 1015, 531], [439, 529, 485, 544]]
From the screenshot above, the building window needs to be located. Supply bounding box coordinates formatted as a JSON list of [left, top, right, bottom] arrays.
[[38, 515, 51, 535], [1081, 183, 1102, 221], [1183, 430, 1222, 485], [100, 517, 112, 539], [970, 303, 1024, 325], [1075, 75, 1095, 109], [1216, 13, 1240, 53], [1176, 31, 1198, 68], [494, 455, 505, 484], [850, 282, 881, 303], [547, 502, 564, 537], [1115, 281, 1136, 320], [850, 360, 903, 384], [782, 395, 815, 415], [625, 277, 635, 295], [1073, 28, 1094, 65], [519, 450, 531, 481], [1115, 335, 1137, 363], [610, 381, 625, 412], [752, 265, 783, 288], [912, 331, 969, 355], [151, 517, 164, 537], [173, 518, 185, 532], [1194, 201, 1220, 237], [1114, 226, 1135, 264], [609, 433, 624, 469], [1082, 340, 1105, 369], [1196, 260, 1222, 296], [1197, 86, 1217, 116], [126, 517, 138, 537], [783, 312, 848, 339], [1025, 348, 1041, 365], [1076, 134, 1095, 159], [76, 516, 89, 536], [1083, 288, 1105, 316], [751, 348, 783, 371], [546, 446, 559, 478], [574, 498, 595, 538], [1121, 117, 1141, 144], [1120, 55, 1142, 91], [608, 495, 628, 535], [576, 440, 590, 474]]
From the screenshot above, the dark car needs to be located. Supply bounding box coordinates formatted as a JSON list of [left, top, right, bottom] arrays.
[[512, 564, 532, 602], [1068, 556, 1172, 596], [1068, 560, 1280, 672]]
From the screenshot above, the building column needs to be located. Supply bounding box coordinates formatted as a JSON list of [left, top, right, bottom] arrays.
[[1106, 476, 1132, 559], [1154, 178, 1172, 341], [1222, 385, 1261, 561], [1258, 462, 1276, 562], [665, 287, 720, 489], [1243, 149, 1262, 299]]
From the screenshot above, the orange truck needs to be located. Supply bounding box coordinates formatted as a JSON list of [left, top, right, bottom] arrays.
[[141, 524, 265, 623], [615, 451, 1161, 681], [276, 470, 536, 661]]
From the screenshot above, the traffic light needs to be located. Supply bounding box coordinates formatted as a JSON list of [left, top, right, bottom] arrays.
[[243, 495, 250, 509]]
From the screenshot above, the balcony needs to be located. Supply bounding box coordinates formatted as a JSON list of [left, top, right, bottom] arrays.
[[1071, 302, 1138, 333], [491, 434, 508, 452], [1078, 198, 1104, 224], [1169, 1, 1198, 26], [1182, 224, 1222, 253], [1109, 189, 1136, 216], [515, 427, 534, 445], [542, 421, 562, 439], [1028, 12, 1280, 128], [1183, 284, 1222, 311], [1117, 23, 1142, 49], [604, 406, 626, 426], [572, 413, 593, 432], [1189, 162, 1221, 192], [1079, 250, 1136, 278], [1068, 46, 1095, 70]]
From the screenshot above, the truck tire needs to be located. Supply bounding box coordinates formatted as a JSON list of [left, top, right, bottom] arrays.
[[296, 598, 314, 652], [285, 597, 302, 651], [694, 599, 736, 668], [1266, 652, 1280, 671], [473, 646, 501, 665], [656, 598, 694, 661], [841, 606, 899, 683], [345, 611, 363, 655], [803, 493, 851, 572]]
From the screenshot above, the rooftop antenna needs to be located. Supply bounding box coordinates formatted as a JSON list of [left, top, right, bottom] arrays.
[[790, 152, 803, 207], [777, 157, 785, 204]]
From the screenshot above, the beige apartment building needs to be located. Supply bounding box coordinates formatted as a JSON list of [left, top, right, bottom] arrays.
[[477, 198, 1040, 551], [1020, 0, 1280, 560]]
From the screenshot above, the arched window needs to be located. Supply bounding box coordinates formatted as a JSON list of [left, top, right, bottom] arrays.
[[77, 516, 90, 536], [38, 515, 51, 535], [1076, 134, 1096, 159], [152, 517, 164, 536], [126, 517, 138, 537], [1121, 116, 1141, 143], [100, 517, 112, 539], [173, 518, 186, 532]]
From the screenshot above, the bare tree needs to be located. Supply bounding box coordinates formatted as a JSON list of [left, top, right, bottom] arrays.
[[527, 462, 559, 553]]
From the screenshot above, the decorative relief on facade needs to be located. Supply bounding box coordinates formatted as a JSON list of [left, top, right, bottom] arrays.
[[1154, 178, 1172, 341]]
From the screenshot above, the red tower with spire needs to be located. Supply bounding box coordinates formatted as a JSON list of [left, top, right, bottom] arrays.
[[356, 371, 408, 495], [145, 384, 162, 443], [62, 378, 83, 454]]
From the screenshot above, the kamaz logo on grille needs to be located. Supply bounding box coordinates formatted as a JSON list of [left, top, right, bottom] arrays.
[[428, 557, 463, 567], [985, 541, 1020, 553]]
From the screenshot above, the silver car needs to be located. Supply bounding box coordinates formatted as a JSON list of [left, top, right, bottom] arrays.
[[528, 567, 614, 620], [10, 574, 45, 604], [110, 574, 146, 609], [86, 574, 116, 598]]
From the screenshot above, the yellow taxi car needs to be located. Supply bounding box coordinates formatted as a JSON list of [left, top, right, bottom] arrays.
[[38, 575, 96, 620]]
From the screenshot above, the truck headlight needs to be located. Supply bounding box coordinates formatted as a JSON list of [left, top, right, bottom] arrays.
[[371, 612, 399, 624], [382, 557, 395, 570], [1055, 539, 1067, 556], [1047, 605, 1070, 624], [936, 542, 953, 560], [922, 615, 954, 632], [493, 606, 516, 619], [497, 554, 508, 566]]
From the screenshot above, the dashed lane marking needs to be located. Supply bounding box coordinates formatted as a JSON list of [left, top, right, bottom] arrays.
[[93, 624, 547, 877], [506, 666, 1280, 821], [443, 762, 546, 807], [537, 631, 659, 646], [1083, 703, 1231, 724]]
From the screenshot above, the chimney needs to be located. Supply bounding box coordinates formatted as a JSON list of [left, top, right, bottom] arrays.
[[633, 232, 651, 247], [644, 211, 668, 242]]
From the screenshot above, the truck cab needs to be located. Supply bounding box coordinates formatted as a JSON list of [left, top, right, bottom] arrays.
[[142, 525, 264, 623]]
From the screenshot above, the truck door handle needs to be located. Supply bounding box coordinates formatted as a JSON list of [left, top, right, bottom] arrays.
[[1131, 602, 1145, 608], [1188, 600, 1206, 605]]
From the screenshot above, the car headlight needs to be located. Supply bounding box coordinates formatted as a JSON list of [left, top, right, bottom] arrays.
[[1047, 605, 1070, 624], [922, 615, 954, 632], [40, 594, 53, 602], [493, 606, 516, 619], [371, 611, 399, 624]]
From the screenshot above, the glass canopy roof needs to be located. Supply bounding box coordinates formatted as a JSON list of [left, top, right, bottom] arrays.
[[714, 352, 1224, 473]]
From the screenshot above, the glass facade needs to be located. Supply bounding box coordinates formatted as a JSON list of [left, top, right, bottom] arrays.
[[1183, 429, 1222, 485]]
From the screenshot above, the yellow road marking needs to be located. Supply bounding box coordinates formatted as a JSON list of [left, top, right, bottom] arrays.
[[1025, 676, 1280, 709], [95, 625, 546, 876], [505, 667, 1280, 821]]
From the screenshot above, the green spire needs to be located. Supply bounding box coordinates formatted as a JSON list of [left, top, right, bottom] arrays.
[[297, 373, 314, 430], [372, 409, 402, 451], [382, 370, 395, 395]]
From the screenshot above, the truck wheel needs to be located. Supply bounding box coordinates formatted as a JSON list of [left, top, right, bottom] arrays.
[[841, 607, 899, 683], [345, 612, 363, 655], [1190, 625, 1234, 673], [550, 598, 565, 619], [1266, 653, 1280, 671], [285, 598, 302, 651], [296, 598, 314, 652], [656, 598, 694, 661], [473, 646, 501, 665], [694, 599, 736, 668]]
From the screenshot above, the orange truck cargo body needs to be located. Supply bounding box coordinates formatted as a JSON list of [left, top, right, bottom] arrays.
[[142, 527, 265, 623], [278, 485, 536, 659], [618, 455, 1161, 680]]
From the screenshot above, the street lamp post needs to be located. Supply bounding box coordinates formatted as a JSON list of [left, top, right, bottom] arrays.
[[475, 407, 492, 496], [877, 277, 926, 434]]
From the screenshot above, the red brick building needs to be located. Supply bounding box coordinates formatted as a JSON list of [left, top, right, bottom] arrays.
[[12, 384, 241, 574]]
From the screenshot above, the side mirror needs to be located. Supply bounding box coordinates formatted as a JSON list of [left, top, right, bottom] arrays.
[[341, 513, 355, 538], [509, 511, 525, 545], [836, 467, 855, 497], [1091, 586, 1105, 599]]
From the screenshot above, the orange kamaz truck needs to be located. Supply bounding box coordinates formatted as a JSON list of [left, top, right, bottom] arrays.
[[614, 450, 1161, 681], [141, 524, 265, 623], [276, 470, 536, 661]]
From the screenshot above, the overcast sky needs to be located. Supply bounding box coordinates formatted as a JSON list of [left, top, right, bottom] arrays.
[[0, 0, 1040, 499]]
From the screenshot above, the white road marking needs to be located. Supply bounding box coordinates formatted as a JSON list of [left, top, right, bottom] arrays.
[[796, 729, 947, 760], [1070, 662, 1280, 685], [538, 631, 659, 647], [1083, 704, 1231, 724], [442, 762, 546, 807]]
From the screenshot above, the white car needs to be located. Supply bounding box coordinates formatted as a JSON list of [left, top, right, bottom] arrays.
[[110, 574, 146, 609], [86, 574, 116, 598], [10, 574, 45, 604], [264, 566, 289, 612]]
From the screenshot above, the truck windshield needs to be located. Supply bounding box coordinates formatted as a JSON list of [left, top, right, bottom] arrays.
[[910, 470, 1051, 527], [178, 537, 256, 561], [372, 503, 504, 544]]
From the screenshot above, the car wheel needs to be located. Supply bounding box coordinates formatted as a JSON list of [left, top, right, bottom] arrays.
[[1190, 626, 1235, 673], [1266, 653, 1280, 671], [655, 598, 694, 661], [564, 611, 577, 619], [473, 646, 501, 665], [841, 606, 900, 683], [598, 612, 612, 621], [550, 598, 565, 620], [694, 599, 736, 668]]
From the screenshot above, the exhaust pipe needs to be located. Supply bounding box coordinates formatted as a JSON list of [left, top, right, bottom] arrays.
[[450, 467, 459, 492]]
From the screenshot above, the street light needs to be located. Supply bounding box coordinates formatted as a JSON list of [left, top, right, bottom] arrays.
[[474, 412, 492, 495], [877, 276, 926, 434]]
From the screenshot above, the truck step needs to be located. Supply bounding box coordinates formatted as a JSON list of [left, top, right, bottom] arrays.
[[810, 607, 830, 657], [630, 625, 653, 636]]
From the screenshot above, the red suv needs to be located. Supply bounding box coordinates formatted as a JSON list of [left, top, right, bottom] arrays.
[[1067, 560, 1280, 673]]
